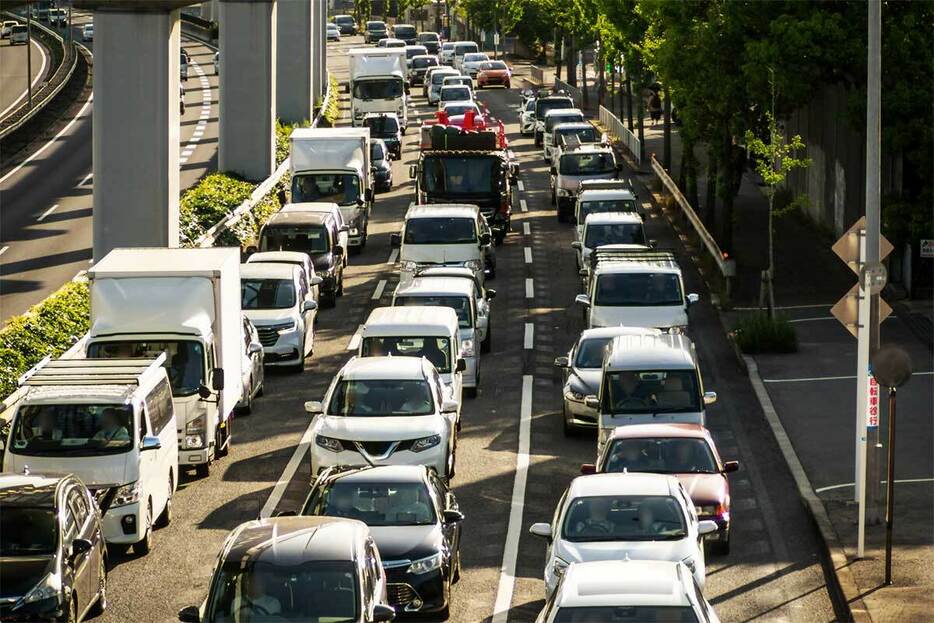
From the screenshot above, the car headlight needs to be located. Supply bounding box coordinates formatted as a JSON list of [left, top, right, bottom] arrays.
[[315, 435, 344, 453], [464, 259, 482, 271], [21, 572, 61, 605], [186, 414, 206, 434], [183, 434, 204, 449], [407, 552, 443, 575], [400, 260, 418, 272], [681, 556, 696, 574], [277, 321, 298, 335], [567, 376, 590, 401], [552, 557, 569, 578], [410, 434, 441, 453], [111, 481, 142, 507], [460, 339, 475, 357]]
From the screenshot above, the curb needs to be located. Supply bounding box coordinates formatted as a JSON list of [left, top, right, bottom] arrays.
[[742, 354, 873, 623]]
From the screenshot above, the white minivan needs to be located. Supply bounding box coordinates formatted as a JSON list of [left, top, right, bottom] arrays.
[[3, 356, 178, 555], [358, 306, 466, 424]]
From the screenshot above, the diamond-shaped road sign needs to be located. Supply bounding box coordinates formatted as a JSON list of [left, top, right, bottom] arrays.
[[830, 284, 893, 338], [832, 216, 894, 275]]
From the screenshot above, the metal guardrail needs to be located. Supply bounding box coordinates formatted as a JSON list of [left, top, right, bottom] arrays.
[[0, 12, 77, 139], [599, 105, 641, 166], [650, 155, 736, 287], [529, 65, 545, 85], [194, 72, 336, 247]]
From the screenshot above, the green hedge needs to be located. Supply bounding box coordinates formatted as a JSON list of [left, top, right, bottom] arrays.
[[732, 312, 798, 354], [179, 172, 256, 244], [0, 280, 91, 398]]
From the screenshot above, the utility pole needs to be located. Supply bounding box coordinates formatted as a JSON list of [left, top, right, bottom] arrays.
[[27, 4, 33, 110]]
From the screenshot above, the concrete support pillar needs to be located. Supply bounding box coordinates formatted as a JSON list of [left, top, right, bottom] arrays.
[[219, 0, 276, 181], [276, 0, 312, 123], [200, 0, 218, 21], [90, 9, 181, 260], [317, 0, 327, 99], [309, 0, 323, 105]]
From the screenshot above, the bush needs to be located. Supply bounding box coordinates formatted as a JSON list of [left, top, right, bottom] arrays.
[[179, 173, 255, 244], [732, 312, 798, 354], [0, 280, 91, 397]]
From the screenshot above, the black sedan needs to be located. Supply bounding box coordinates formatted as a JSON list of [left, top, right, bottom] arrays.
[[300, 465, 464, 618], [363, 113, 403, 160], [0, 473, 107, 623], [371, 139, 394, 192]]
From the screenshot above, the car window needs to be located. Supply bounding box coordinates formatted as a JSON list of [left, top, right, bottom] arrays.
[[11, 403, 135, 456], [311, 482, 437, 526], [146, 378, 174, 434], [603, 369, 700, 414], [241, 278, 297, 310], [603, 437, 718, 475], [574, 337, 613, 368], [68, 487, 90, 529], [361, 336, 452, 373], [394, 295, 473, 328], [328, 379, 436, 416], [594, 272, 683, 307], [584, 223, 646, 249], [562, 495, 687, 542]]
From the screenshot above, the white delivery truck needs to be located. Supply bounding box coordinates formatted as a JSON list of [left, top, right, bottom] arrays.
[[347, 47, 408, 130], [85, 248, 243, 478], [290, 127, 374, 251]]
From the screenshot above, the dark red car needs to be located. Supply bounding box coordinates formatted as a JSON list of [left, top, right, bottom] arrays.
[[476, 60, 512, 89], [582, 423, 739, 554]]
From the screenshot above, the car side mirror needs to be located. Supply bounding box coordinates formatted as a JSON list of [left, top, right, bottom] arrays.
[[198, 384, 212, 400], [71, 538, 92, 558], [580, 463, 596, 475], [584, 395, 600, 410], [372, 604, 396, 622], [687, 293, 700, 306], [649, 239, 658, 248], [310, 275, 323, 286], [529, 522, 552, 540], [698, 520, 719, 536], [276, 189, 288, 205], [554, 356, 569, 368], [305, 400, 324, 415], [274, 510, 298, 517], [178, 606, 200, 623], [722, 460, 740, 473], [211, 368, 225, 391], [302, 300, 318, 313], [248, 342, 263, 355], [140, 436, 162, 452], [390, 233, 402, 248], [571, 241, 582, 250], [455, 358, 466, 373], [442, 509, 465, 523], [485, 289, 496, 300], [703, 391, 718, 406], [479, 232, 491, 246], [574, 294, 590, 307], [409, 164, 417, 179], [441, 399, 459, 414]]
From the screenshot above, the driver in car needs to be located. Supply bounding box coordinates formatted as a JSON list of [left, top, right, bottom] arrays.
[[574, 497, 614, 536], [230, 572, 281, 618], [613, 372, 653, 409]]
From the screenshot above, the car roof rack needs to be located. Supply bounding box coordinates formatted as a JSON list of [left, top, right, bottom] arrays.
[[578, 178, 637, 193], [591, 248, 680, 271], [18, 355, 167, 387]]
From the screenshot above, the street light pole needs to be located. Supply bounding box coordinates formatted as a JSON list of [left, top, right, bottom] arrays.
[[884, 386, 897, 584]]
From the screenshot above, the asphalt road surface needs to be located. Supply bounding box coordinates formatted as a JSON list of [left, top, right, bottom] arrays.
[[85, 35, 842, 623], [0, 14, 220, 322], [0, 33, 48, 121]]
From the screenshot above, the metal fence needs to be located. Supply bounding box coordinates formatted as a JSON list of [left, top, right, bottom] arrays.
[[553, 78, 582, 108], [598, 105, 641, 167], [650, 155, 736, 290], [529, 65, 546, 86]]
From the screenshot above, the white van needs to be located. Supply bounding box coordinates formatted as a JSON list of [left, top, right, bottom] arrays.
[[358, 306, 466, 424], [452, 41, 479, 72], [542, 108, 586, 162], [587, 333, 717, 453], [572, 212, 650, 281], [3, 357, 178, 554]]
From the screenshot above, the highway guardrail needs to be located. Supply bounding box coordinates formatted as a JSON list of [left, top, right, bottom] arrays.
[[599, 105, 641, 167], [529, 65, 545, 85]]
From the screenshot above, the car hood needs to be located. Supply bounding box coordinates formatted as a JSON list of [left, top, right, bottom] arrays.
[[369, 524, 443, 563], [0, 557, 55, 598], [6, 452, 134, 489], [589, 305, 686, 330], [317, 415, 445, 441], [678, 473, 727, 506], [243, 308, 297, 326], [401, 244, 481, 264], [569, 368, 601, 393], [556, 537, 691, 565], [560, 172, 616, 191]]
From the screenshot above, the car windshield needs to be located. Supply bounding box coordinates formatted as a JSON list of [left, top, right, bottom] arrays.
[[0, 508, 57, 555], [207, 560, 358, 622], [580, 199, 638, 219], [536, 98, 574, 118], [353, 78, 404, 100], [594, 272, 683, 306], [362, 336, 452, 372], [405, 47, 425, 60], [574, 337, 613, 368], [559, 152, 616, 175], [432, 72, 457, 85], [419, 33, 439, 42], [328, 379, 435, 416], [414, 57, 438, 69], [241, 279, 296, 310], [584, 224, 646, 249], [444, 104, 478, 116], [10, 403, 134, 456], [562, 495, 687, 542], [336, 17, 353, 24], [546, 114, 584, 131], [441, 87, 471, 101], [370, 142, 385, 161], [481, 61, 508, 71], [554, 606, 699, 623], [603, 370, 701, 414], [367, 21, 385, 30], [260, 225, 330, 255], [604, 438, 718, 474], [87, 340, 204, 396], [395, 295, 472, 328], [310, 482, 436, 526], [444, 78, 471, 88], [464, 54, 487, 62], [291, 173, 360, 206], [557, 126, 598, 144], [394, 25, 416, 37], [363, 115, 399, 136], [422, 156, 501, 194], [455, 44, 477, 55], [404, 217, 477, 245]]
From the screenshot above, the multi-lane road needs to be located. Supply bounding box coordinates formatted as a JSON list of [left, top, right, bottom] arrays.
[[0, 31, 48, 121], [0, 14, 220, 321], [81, 35, 844, 623]]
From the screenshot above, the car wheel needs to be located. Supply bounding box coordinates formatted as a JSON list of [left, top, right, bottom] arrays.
[[481, 323, 492, 354], [551, 190, 557, 206], [562, 405, 579, 437], [710, 532, 731, 556], [135, 501, 154, 555], [216, 420, 231, 459], [155, 475, 173, 528], [195, 462, 210, 478], [446, 447, 456, 480], [452, 549, 462, 583], [239, 379, 253, 415], [88, 554, 108, 616], [67, 596, 79, 623], [321, 292, 337, 308]]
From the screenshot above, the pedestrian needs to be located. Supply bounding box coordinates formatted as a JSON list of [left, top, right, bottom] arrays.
[[649, 92, 662, 125]]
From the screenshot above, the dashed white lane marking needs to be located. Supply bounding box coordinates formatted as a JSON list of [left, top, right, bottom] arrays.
[[520, 199, 528, 212], [346, 324, 365, 351], [491, 374, 533, 623], [762, 371, 933, 384], [260, 423, 315, 518], [524, 247, 532, 264], [517, 180, 524, 192], [815, 477, 934, 494], [0, 38, 48, 118], [372, 279, 387, 300], [525, 278, 534, 299], [36, 204, 58, 222], [522, 222, 530, 235], [523, 323, 534, 349], [0, 246, 8, 257], [179, 61, 211, 162], [387, 249, 399, 264]]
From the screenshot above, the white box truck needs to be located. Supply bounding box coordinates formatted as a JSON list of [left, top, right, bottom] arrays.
[[347, 47, 408, 129], [290, 127, 374, 251], [86, 248, 243, 477]]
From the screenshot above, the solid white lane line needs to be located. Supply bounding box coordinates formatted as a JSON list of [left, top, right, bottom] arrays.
[[372, 279, 387, 300], [787, 316, 837, 324], [815, 477, 934, 494], [387, 249, 399, 264], [520, 199, 528, 212], [346, 324, 365, 351], [0, 246, 8, 257], [491, 375, 533, 623], [525, 278, 534, 299], [0, 38, 48, 118], [733, 303, 834, 311], [260, 422, 315, 518], [763, 371, 933, 384], [524, 247, 532, 264], [517, 180, 525, 192], [36, 204, 58, 222], [522, 222, 530, 235], [523, 323, 534, 349]]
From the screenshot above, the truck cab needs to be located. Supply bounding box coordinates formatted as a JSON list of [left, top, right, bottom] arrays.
[[551, 144, 621, 222], [542, 108, 585, 162], [347, 47, 408, 130], [549, 122, 603, 169], [572, 212, 650, 276]]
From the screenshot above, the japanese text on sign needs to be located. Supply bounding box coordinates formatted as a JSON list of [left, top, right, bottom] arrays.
[[866, 373, 880, 428]]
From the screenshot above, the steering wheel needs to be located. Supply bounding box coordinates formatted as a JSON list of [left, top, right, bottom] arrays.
[[618, 397, 648, 408], [237, 603, 270, 618], [583, 521, 611, 534]]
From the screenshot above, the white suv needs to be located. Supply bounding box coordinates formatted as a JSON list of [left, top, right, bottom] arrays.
[[306, 356, 459, 479]]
